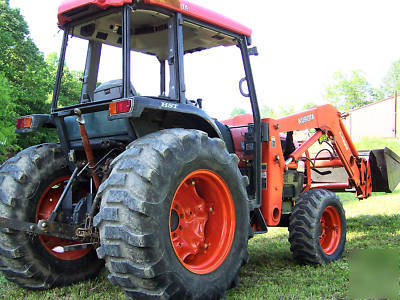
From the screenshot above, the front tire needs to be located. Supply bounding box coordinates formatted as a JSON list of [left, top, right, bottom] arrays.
[[288, 189, 346, 264], [95, 129, 250, 299]]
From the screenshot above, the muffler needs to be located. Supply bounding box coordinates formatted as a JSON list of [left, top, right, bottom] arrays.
[[369, 147, 400, 193]]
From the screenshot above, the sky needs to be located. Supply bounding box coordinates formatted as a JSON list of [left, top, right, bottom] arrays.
[[9, 0, 400, 120]]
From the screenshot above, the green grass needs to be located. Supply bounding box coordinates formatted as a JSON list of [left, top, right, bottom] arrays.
[[0, 188, 398, 299], [227, 188, 400, 299], [355, 137, 400, 155], [0, 137, 398, 299]]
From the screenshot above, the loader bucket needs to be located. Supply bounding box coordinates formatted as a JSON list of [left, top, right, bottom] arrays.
[[369, 147, 400, 193]]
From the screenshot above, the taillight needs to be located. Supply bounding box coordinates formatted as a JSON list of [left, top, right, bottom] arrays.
[[16, 116, 33, 129], [109, 99, 132, 115]]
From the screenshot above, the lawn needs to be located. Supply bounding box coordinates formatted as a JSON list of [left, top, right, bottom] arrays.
[[0, 187, 398, 300], [227, 188, 400, 299]]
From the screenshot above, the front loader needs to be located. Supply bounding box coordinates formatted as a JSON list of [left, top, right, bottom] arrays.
[[0, 0, 399, 299]]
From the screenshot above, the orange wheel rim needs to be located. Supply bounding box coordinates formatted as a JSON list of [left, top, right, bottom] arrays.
[[319, 206, 341, 255], [169, 170, 235, 274], [36, 176, 90, 260]]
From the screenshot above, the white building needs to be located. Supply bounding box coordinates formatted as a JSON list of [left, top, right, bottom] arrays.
[[343, 95, 399, 141]]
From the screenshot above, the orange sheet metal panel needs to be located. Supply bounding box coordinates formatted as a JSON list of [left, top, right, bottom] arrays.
[[261, 119, 285, 226]]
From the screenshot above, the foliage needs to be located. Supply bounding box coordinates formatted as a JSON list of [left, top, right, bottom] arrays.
[[302, 101, 318, 110], [276, 104, 295, 117], [0, 1, 55, 152], [0, 72, 18, 161], [232, 104, 296, 119], [0, 2, 84, 161], [325, 70, 382, 111], [230, 107, 246, 117], [260, 105, 276, 118], [260, 104, 296, 119], [46, 52, 83, 108], [355, 137, 400, 155], [381, 58, 400, 98]]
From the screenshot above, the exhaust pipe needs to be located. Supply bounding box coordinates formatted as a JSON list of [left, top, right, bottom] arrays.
[[369, 147, 400, 193]]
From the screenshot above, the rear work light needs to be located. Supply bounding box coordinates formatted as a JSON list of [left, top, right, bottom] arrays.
[[16, 116, 33, 129], [109, 99, 132, 115]]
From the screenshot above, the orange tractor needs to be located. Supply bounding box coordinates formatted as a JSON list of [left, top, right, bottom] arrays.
[[0, 0, 399, 299]]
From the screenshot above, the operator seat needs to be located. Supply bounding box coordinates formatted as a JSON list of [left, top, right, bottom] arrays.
[[92, 79, 137, 102], [65, 79, 135, 146]]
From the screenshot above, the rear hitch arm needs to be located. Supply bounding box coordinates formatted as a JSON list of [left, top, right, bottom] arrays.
[[0, 217, 96, 243], [74, 108, 101, 189], [47, 166, 79, 222]]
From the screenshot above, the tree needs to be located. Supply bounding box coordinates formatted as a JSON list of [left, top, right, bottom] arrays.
[[230, 107, 246, 117], [302, 101, 318, 110], [0, 1, 55, 151], [277, 105, 295, 117], [0, 72, 17, 161], [46, 52, 83, 108], [260, 105, 276, 118], [325, 70, 381, 111], [381, 59, 400, 97]]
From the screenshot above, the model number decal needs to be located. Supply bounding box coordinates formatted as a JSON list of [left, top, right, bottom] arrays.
[[298, 113, 315, 125], [161, 102, 178, 109], [181, 3, 189, 11]]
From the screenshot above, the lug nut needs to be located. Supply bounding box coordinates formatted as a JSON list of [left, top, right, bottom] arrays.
[[41, 222, 48, 229], [29, 225, 35, 231]]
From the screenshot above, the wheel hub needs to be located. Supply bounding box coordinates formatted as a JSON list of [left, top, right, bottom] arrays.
[[169, 170, 235, 274], [319, 206, 341, 255], [170, 180, 210, 261]]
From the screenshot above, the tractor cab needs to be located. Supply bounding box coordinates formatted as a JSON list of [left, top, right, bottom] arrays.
[[54, 1, 252, 106], [50, 0, 259, 164]]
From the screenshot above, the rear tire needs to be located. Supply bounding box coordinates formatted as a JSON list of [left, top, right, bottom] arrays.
[[0, 144, 103, 289], [95, 129, 249, 299], [288, 189, 346, 264]]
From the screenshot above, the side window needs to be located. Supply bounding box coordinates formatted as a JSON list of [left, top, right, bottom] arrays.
[[131, 52, 170, 98], [97, 43, 122, 86], [57, 37, 88, 108], [182, 21, 248, 119]]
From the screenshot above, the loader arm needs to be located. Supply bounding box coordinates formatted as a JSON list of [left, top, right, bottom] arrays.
[[258, 104, 374, 226], [277, 104, 372, 199]]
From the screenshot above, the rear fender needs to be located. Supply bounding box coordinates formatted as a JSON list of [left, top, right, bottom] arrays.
[[109, 96, 223, 139]]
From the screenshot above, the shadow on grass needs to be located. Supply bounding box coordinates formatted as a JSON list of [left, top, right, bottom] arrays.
[[347, 214, 400, 233], [338, 188, 400, 204], [345, 214, 400, 251]]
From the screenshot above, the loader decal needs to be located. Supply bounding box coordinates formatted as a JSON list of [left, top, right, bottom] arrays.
[[298, 113, 315, 125]]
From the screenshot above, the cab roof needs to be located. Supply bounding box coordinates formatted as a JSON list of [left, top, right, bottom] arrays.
[[58, 0, 252, 37]]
